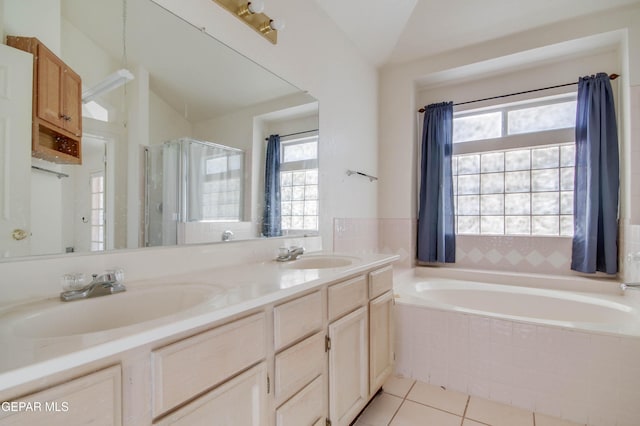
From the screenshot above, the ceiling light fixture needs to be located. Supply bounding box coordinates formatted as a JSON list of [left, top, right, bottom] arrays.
[[211, 0, 282, 44], [81, 68, 135, 103], [259, 18, 285, 34], [237, 0, 264, 17]]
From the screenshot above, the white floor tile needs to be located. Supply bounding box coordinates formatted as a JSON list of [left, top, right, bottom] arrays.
[[361, 377, 586, 426], [535, 413, 586, 426], [406, 381, 468, 416], [390, 400, 462, 426], [466, 396, 534, 426], [462, 420, 488, 426], [383, 375, 415, 398], [355, 393, 403, 426]]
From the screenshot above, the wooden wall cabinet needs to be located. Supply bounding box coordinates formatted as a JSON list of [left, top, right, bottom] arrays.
[[6, 36, 82, 164]]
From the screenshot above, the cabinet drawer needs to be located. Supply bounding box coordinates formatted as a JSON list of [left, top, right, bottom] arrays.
[[369, 266, 393, 299], [276, 375, 324, 426], [0, 365, 121, 426], [274, 331, 325, 404], [328, 275, 367, 321], [152, 312, 266, 417], [274, 291, 322, 350], [156, 362, 267, 426]]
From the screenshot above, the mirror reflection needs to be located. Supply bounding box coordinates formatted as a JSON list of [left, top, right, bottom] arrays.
[[0, 0, 319, 259]]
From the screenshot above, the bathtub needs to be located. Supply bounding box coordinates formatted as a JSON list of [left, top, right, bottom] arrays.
[[395, 277, 640, 337], [393, 271, 640, 426]]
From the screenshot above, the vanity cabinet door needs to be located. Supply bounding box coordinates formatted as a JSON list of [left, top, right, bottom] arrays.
[[328, 305, 368, 426], [155, 362, 267, 426], [369, 290, 394, 395], [0, 365, 121, 426]]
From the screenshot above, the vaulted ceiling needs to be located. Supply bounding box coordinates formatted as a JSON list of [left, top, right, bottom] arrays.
[[314, 0, 640, 66]]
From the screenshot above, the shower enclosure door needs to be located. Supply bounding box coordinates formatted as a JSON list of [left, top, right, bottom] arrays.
[[144, 138, 244, 247]]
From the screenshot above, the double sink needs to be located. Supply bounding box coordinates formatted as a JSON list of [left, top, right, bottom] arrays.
[[1, 255, 358, 339]]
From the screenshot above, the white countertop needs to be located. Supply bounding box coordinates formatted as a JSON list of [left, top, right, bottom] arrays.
[[0, 252, 398, 392]]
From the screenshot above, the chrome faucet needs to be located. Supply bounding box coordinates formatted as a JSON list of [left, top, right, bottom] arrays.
[[60, 271, 126, 302], [621, 282, 640, 291], [276, 246, 305, 262]]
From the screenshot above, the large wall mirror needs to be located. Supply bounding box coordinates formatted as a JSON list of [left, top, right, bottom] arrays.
[[0, 0, 319, 260]]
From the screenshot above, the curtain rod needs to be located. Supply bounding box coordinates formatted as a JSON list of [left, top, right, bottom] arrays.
[[265, 129, 319, 141], [417, 73, 620, 113]]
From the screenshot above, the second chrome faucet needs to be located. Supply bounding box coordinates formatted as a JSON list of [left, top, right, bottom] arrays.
[[276, 246, 305, 262], [60, 270, 126, 302]]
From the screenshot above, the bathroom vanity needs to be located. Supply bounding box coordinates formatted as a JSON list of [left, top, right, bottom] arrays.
[[0, 253, 397, 426]]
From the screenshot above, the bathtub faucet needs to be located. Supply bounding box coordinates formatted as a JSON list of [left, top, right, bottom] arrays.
[[620, 282, 640, 291]]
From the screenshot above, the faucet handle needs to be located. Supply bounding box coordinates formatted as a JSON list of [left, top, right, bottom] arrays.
[[105, 268, 125, 283], [278, 247, 289, 257], [60, 273, 85, 290]]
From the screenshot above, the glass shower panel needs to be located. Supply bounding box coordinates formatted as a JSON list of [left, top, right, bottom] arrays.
[[144, 138, 244, 247], [187, 141, 244, 222]]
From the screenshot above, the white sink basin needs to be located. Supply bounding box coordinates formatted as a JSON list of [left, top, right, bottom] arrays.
[[282, 255, 358, 270], [11, 284, 221, 338]]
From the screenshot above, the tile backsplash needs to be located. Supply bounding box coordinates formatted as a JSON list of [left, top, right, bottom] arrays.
[[336, 218, 581, 274], [335, 217, 640, 278]]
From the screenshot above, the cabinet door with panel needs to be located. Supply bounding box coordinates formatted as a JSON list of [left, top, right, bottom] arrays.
[[155, 362, 268, 426], [35, 44, 64, 128], [61, 68, 82, 136], [369, 290, 394, 395], [0, 365, 122, 426], [328, 305, 368, 426]]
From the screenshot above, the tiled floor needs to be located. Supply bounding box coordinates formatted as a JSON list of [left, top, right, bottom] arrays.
[[353, 376, 585, 426]]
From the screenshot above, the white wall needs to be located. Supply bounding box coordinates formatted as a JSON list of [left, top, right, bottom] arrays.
[[4, 0, 61, 54], [149, 91, 193, 145], [153, 0, 379, 248]]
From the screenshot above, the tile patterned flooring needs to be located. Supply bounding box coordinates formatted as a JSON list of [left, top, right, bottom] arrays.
[[353, 376, 585, 426]]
